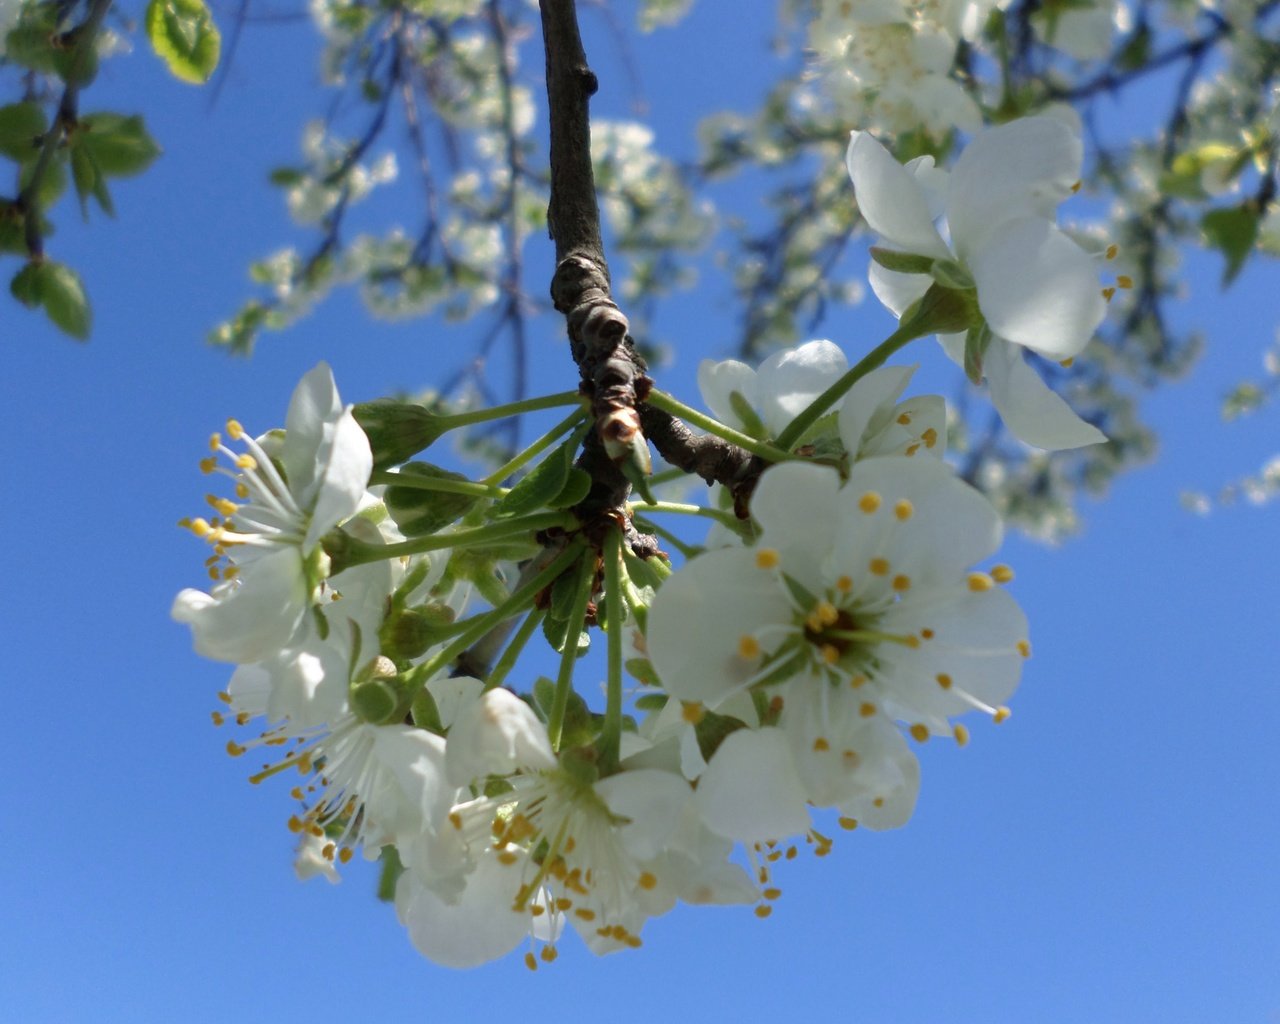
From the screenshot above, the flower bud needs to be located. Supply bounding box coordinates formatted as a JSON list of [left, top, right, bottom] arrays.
[[379, 602, 457, 662], [352, 399, 446, 469]]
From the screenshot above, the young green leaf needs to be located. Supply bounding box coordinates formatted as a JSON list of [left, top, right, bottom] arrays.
[[146, 0, 222, 85], [0, 103, 47, 163], [1202, 205, 1260, 287], [78, 114, 162, 177]]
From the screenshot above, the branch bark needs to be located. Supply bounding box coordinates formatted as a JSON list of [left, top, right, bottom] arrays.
[[538, 0, 769, 523]]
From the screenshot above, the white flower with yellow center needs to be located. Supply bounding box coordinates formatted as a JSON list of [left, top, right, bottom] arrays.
[[646, 459, 1029, 820], [172, 363, 374, 664], [847, 116, 1109, 450]]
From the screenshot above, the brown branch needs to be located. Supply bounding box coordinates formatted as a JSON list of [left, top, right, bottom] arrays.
[[538, 0, 766, 525]]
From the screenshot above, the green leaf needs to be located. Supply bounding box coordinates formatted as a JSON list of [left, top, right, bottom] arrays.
[[491, 442, 574, 518], [19, 154, 67, 209], [1202, 205, 1260, 287], [78, 114, 162, 177], [384, 462, 481, 536], [548, 466, 592, 510], [0, 103, 48, 163], [9, 263, 41, 307], [10, 260, 92, 339], [146, 0, 221, 85]]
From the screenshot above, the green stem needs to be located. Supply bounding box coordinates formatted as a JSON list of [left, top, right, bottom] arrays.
[[409, 543, 584, 686], [547, 553, 597, 752], [648, 465, 688, 488], [484, 607, 547, 692], [774, 286, 972, 452], [438, 390, 583, 430], [370, 470, 505, 499], [636, 499, 751, 536], [338, 511, 574, 568], [773, 321, 921, 452], [645, 390, 791, 463], [599, 525, 625, 770], [482, 408, 587, 486]]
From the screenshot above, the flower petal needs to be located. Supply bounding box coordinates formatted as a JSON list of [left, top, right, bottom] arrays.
[[755, 339, 849, 436], [947, 116, 1083, 251], [847, 131, 951, 258], [695, 728, 811, 842], [697, 357, 757, 432], [968, 217, 1105, 358], [983, 340, 1108, 450]]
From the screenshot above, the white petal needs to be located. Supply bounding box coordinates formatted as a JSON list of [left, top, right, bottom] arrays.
[[984, 341, 1108, 450], [646, 548, 793, 706], [755, 339, 849, 436], [869, 260, 932, 319], [695, 728, 811, 842], [302, 407, 374, 551], [697, 358, 757, 432], [847, 132, 951, 258], [838, 364, 915, 454], [396, 847, 528, 968], [445, 688, 555, 784], [751, 461, 842, 585], [282, 362, 344, 510], [832, 456, 1003, 585], [968, 218, 1105, 358], [171, 547, 307, 663], [948, 117, 1083, 252], [595, 769, 692, 860], [836, 730, 919, 831]]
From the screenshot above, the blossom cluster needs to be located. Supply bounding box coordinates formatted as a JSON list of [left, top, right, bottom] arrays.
[[174, 117, 1109, 969]]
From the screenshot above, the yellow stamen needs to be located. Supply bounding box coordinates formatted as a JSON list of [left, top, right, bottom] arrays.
[[524, 952, 538, 972], [638, 872, 657, 890], [858, 491, 882, 514], [226, 419, 245, 440], [1117, 275, 1133, 289], [897, 412, 912, 425], [1060, 357, 1075, 368], [869, 557, 889, 576], [838, 816, 858, 831], [813, 737, 830, 753], [1105, 243, 1118, 260], [820, 644, 839, 665], [909, 723, 930, 743], [1102, 286, 1116, 302], [755, 548, 780, 569], [1017, 639, 1032, 659], [226, 740, 246, 757], [737, 635, 761, 660], [993, 706, 1011, 724], [754, 905, 772, 919], [892, 574, 911, 592], [199, 456, 217, 474], [681, 701, 706, 725], [921, 428, 938, 450], [967, 572, 994, 592], [836, 575, 853, 593], [859, 702, 876, 718], [953, 724, 970, 747], [991, 564, 1015, 584], [936, 673, 952, 689]]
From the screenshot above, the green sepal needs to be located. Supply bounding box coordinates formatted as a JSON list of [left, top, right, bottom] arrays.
[[899, 282, 980, 337], [929, 258, 975, 291], [380, 602, 457, 662], [384, 462, 481, 536], [376, 846, 404, 902], [779, 571, 817, 611], [0, 103, 47, 163], [558, 747, 601, 786], [693, 708, 747, 763], [547, 559, 587, 622], [632, 691, 666, 710], [1202, 204, 1260, 287], [963, 322, 994, 385], [146, 0, 222, 85], [10, 260, 91, 340], [728, 390, 767, 440], [869, 247, 935, 274], [410, 687, 443, 733], [352, 400, 446, 469], [621, 457, 657, 505]]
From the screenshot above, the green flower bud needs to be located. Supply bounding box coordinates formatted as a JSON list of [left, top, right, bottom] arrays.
[[353, 399, 447, 469]]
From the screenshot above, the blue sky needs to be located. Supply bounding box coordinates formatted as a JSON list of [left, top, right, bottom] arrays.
[[2, 4, 1278, 1022]]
